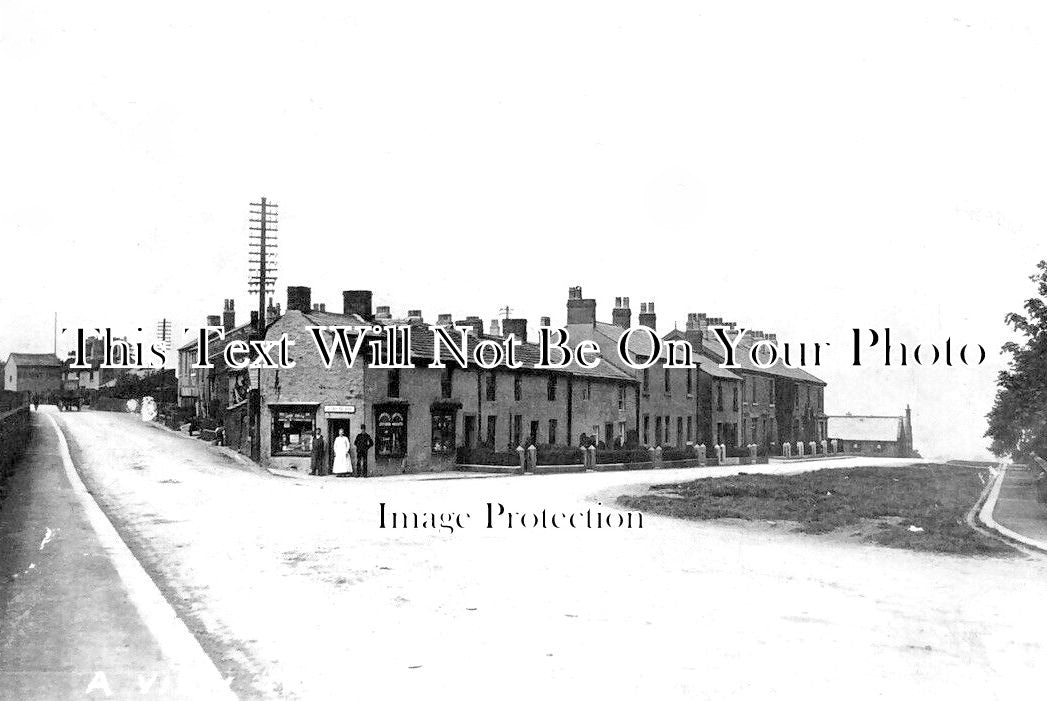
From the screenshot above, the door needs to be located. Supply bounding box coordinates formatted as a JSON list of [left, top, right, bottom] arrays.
[[464, 415, 476, 448], [327, 418, 352, 469]]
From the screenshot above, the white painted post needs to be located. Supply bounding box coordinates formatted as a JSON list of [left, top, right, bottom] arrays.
[[587, 445, 596, 470], [795, 441, 804, 457], [517, 445, 526, 471], [783, 442, 791, 458], [527, 444, 537, 470]]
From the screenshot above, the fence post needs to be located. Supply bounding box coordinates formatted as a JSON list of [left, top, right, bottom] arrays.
[[527, 444, 537, 471], [516, 445, 526, 472], [795, 441, 804, 457], [653, 445, 663, 468], [820, 439, 828, 455]]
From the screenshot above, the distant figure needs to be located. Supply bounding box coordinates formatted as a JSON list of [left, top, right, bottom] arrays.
[[332, 428, 352, 477], [310, 428, 326, 476], [354, 425, 374, 478]]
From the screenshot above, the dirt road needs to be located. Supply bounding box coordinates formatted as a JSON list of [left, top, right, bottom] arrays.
[[35, 409, 1047, 699]]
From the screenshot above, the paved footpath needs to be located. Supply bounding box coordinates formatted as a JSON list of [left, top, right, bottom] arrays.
[[992, 463, 1047, 546], [0, 412, 229, 700]]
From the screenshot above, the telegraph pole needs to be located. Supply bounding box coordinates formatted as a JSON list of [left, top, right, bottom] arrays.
[[156, 318, 171, 405], [248, 197, 279, 333]]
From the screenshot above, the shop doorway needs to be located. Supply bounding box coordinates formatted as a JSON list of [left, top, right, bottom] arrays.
[[326, 418, 352, 469], [463, 415, 476, 448]]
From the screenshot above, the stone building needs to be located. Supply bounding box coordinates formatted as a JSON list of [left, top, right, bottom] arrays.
[[665, 313, 827, 451], [828, 408, 914, 457], [565, 289, 729, 449], [3, 353, 64, 396], [256, 286, 639, 475]]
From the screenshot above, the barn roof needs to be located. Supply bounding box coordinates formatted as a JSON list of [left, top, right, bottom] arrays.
[[6, 353, 63, 367]]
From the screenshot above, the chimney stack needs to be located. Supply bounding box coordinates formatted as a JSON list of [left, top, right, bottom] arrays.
[[222, 299, 235, 332], [375, 305, 391, 320], [287, 286, 312, 313], [612, 296, 632, 328], [540, 316, 551, 327], [207, 314, 221, 328], [436, 313, 453, 325], [455, 316, 483, 337], [503, 318, 528, 343], [489, 319, 501, 336], [566, 286, 597, 325], [343, 290, 374, 320], [638, 301, 657, 330], [407, 309, 423, 323]]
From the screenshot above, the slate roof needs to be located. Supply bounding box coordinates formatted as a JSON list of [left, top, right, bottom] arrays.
[[6, 353, 63, 367], [662, 329, 826, 386], [827, 415, 902, 442], [298, 311, 636, 383]]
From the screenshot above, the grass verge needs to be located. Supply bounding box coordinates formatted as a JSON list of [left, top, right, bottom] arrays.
[[617, 463, 1012, 556]]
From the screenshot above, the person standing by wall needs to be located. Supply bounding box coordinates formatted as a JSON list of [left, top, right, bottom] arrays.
[[310, 428, 326, 476], [354, 425, 374, 478], [332, 428, 352, 477]]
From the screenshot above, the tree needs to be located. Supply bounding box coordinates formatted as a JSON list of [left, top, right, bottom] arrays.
[[986, 260, 1047, 459]]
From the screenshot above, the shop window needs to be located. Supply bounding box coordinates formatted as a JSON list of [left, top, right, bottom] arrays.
[[270, 406, 316, 456], [375, 407, 407, 458], [431, 410, 455, 454]]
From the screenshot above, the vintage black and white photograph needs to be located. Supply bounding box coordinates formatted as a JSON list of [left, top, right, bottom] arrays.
[[1, 2, 1046, 699]]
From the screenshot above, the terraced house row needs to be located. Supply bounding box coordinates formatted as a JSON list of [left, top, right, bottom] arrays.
[[177, 285, 827, 476]]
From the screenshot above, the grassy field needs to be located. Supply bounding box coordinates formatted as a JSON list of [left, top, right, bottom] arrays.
[[618, 463, 1013, 555]]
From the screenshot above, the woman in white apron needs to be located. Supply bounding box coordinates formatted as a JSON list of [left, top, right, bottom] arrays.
[[332, 428, 352, 477]]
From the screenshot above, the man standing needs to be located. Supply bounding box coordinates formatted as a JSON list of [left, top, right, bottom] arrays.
[[354, 424, 374, 478], [310, 428, 326, 476]]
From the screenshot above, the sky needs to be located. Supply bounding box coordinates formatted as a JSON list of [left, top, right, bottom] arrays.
[[1, 1, 1045, 460]]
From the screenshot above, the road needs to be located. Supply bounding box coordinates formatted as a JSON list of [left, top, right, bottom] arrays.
[[8, 408, 1047, 699], [0, 411, 231, 700]]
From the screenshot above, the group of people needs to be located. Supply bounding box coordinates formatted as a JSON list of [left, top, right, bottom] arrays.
[[309, 425, 374, 478]]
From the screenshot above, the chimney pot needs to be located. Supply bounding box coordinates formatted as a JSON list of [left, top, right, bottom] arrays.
[[638, 302, 658, 330], [343, 290, 374, 320], [437, 313, 453, 325], [566, 288, 597, 325], [502, 318, 528, 343], [287, 286, 312, 313], [540, 316, 551, 327]]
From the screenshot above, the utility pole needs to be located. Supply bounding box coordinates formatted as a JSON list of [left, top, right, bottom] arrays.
[[156, 318, 171, 405], [248, 197, 279, 333], [500, 305, 513, 319]]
